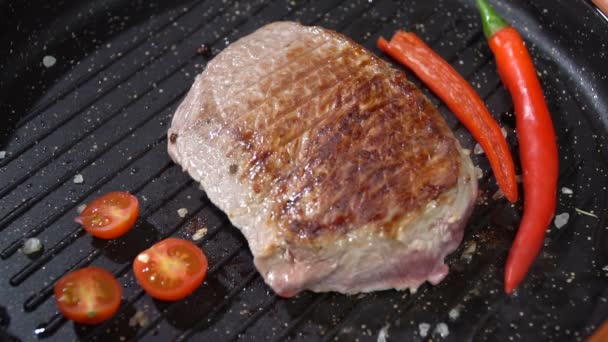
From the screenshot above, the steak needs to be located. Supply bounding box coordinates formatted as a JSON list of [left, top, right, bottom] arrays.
[[167, 22, 478, 297]]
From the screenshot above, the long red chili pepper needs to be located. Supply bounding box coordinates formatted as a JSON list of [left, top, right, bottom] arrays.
[[377, 32, 518, 203], [476, 0, 559, 294]]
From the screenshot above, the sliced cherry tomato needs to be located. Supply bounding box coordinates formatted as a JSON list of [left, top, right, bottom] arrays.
[[54, 267, 122, 325], [76, 191, 139, 239], [133, 238, 208, 301]]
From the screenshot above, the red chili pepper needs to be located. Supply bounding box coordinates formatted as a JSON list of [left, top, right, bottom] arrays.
[[377, 32, 518, 203], [476, 0, 559, 294], [588, 320, 608, 342]]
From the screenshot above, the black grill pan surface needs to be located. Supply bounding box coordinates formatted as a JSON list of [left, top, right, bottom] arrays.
[[1, 0, 607, 341]]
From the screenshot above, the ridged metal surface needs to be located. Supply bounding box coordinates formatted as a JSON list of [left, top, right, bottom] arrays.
[[1, 0, 607, 341]]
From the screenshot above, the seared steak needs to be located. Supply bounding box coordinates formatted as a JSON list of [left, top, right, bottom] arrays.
[[168, 22, 477, 297]]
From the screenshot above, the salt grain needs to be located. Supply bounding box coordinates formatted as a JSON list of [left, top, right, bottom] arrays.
[[129, 311, 149, 327], [461, 242, 477, 263], [76, 204, 87, 214], [435, 323, 450, 338], [22, 237, 42, 255], [419, 323, 430, 337], [474, 166, 483, 179], [554, 213, 570, 229], [377, 324, 389, 342], [492, 189, 505, 200], [561, 187, 573, 195], [501, 127, 508, 138], [0, 151, 5, 159], [43, 55, 57, 68], [73, 174, 84, 184], [448, 306, 461, 320], [473, 143, 484, 155], [137, 253, 150, 263], [192, 228, 208, 241], [177, 208, 188, 218]]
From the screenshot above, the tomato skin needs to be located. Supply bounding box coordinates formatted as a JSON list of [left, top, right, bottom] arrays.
[[54, 267, 122, 325], [133, 238, 208, 301], [76, 192, 139, 239]]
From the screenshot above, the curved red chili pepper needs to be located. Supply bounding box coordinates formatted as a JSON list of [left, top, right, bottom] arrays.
[[377, 32, 518, 203], [477, 0, 559, 294]]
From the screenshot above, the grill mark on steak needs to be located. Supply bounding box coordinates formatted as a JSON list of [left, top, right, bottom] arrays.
[[272, 71, 460, 237], [226, 39, 372, 144], [235, 73, 376, 199], [219, 43, 344, 120], [264, 67, 375, 149], [227, 49, 358, 156], [219, 38, 332, 100], [229, 73, 359, 185], [229, 58, 377, 193], [224, 36, 461, 239]]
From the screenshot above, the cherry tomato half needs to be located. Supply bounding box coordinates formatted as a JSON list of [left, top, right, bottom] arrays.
[[54, 267, 122, 325], [133, 238, 208, 301], [76, 192, 139, 239]]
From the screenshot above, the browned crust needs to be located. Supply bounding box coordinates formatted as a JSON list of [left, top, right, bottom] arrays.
[[228, 27, 461, 241]]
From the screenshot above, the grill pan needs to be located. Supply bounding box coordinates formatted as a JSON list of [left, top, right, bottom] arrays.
[[1, 0, 607, 340]]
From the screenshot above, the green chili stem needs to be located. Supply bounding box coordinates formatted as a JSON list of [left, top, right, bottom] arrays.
[[476, 0, 510, 39]]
